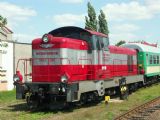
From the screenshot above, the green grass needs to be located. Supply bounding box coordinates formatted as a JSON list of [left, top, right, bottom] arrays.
[[0, 89, 16, 104], [46, 84, 160, 120], [0, 84, 160, 120]]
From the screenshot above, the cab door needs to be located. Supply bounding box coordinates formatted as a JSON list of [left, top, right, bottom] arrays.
[[92, 35, 110, 80], [98, 37, 110, 79]]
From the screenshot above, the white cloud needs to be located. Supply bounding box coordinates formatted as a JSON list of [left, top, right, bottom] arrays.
[[0, 2, 37, 28], [110, 32, 157, 45], [102, 1, 160, 22], [13, 33, 39, 43], [53, 14, 85, 27], [109, 23, 140, 45], [112, 23, 140, 33], [102, 1, 152, 21], [102, 0, 160, 45], [59, 0, 83, 4], [145, 0, 160, 14], [109, 33, 138, 45]]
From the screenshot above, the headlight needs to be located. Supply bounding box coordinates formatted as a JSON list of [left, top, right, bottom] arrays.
[[13, 75, 20, 82], [61, 75, 68, 83], [42, 34, 49, 43]]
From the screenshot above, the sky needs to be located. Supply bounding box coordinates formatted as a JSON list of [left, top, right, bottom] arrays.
[[0, 0, 160, 45]]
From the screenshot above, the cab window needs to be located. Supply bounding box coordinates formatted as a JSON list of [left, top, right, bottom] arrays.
[[99, 36, 109, 51], [92, 35, 109, 51]]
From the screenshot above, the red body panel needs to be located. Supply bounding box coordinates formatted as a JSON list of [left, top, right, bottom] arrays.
[[32, 35, 138, 83], [32, 64, 138, 83], [108, 45, 138, 78]]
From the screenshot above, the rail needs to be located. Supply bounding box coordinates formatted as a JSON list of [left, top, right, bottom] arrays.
[[32, 58, 71, 65], [78, 58, 92, 64], [114, 96, 160, 120]]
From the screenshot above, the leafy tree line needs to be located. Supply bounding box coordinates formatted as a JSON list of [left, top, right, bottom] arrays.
[[85, 2, 126, 46], [85, 2, 109, 35], [115, 40, 126, 46]]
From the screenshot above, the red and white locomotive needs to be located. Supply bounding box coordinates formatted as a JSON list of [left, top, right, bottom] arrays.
[[14, 26, 144, 108]]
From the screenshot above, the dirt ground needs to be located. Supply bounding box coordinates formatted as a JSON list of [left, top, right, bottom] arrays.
[[146, 110, 160, 120]]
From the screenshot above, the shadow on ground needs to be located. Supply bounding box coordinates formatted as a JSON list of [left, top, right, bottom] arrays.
[[6, 101, 100, 114]]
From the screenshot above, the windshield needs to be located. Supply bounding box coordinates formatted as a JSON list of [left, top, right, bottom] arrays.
[[92, 35, 109, 51]]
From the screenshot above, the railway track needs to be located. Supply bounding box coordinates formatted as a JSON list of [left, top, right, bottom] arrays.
[[114, 96, 160, 120]]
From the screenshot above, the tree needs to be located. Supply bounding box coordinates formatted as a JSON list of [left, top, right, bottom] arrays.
[[2, 18, 7, 25], [85, 2, 97, 31], [115, 40, 126, 46], [98, 10, 109, 35], [0, 15, 3, 21], [0, 15, 7, 27]]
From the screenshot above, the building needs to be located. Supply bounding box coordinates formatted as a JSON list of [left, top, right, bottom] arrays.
[[0, 26, 13, 41], [0, 26, 13, 91], [0, 26, 32, 91]]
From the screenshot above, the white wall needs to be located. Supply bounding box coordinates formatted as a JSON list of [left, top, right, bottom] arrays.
[[14, 43, 32, 82], [0, 41, 32, 91], [0, 41, 14, 90]]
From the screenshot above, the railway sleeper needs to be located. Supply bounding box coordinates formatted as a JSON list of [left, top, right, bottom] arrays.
[[141, 112, 150, 117], [145, 109, 156, 113], [155, 105, 160, 108], [129, 116, 145, 120], [148, 106, 160, 111]]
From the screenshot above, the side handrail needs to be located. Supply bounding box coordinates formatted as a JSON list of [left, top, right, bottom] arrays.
[[78, 58, 92, 64]]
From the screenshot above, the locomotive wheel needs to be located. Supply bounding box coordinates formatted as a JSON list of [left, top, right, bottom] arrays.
[[26, 95, 39, 109], [92, 91, 100, 102], [79, 93, 87, 105]]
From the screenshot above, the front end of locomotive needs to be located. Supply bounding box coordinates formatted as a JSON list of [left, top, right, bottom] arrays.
[[14, 33, 80, 109]]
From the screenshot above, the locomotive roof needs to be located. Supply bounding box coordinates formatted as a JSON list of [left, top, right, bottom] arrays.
[[49, 26, 107, 37], [123, 43, 160, 53]]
